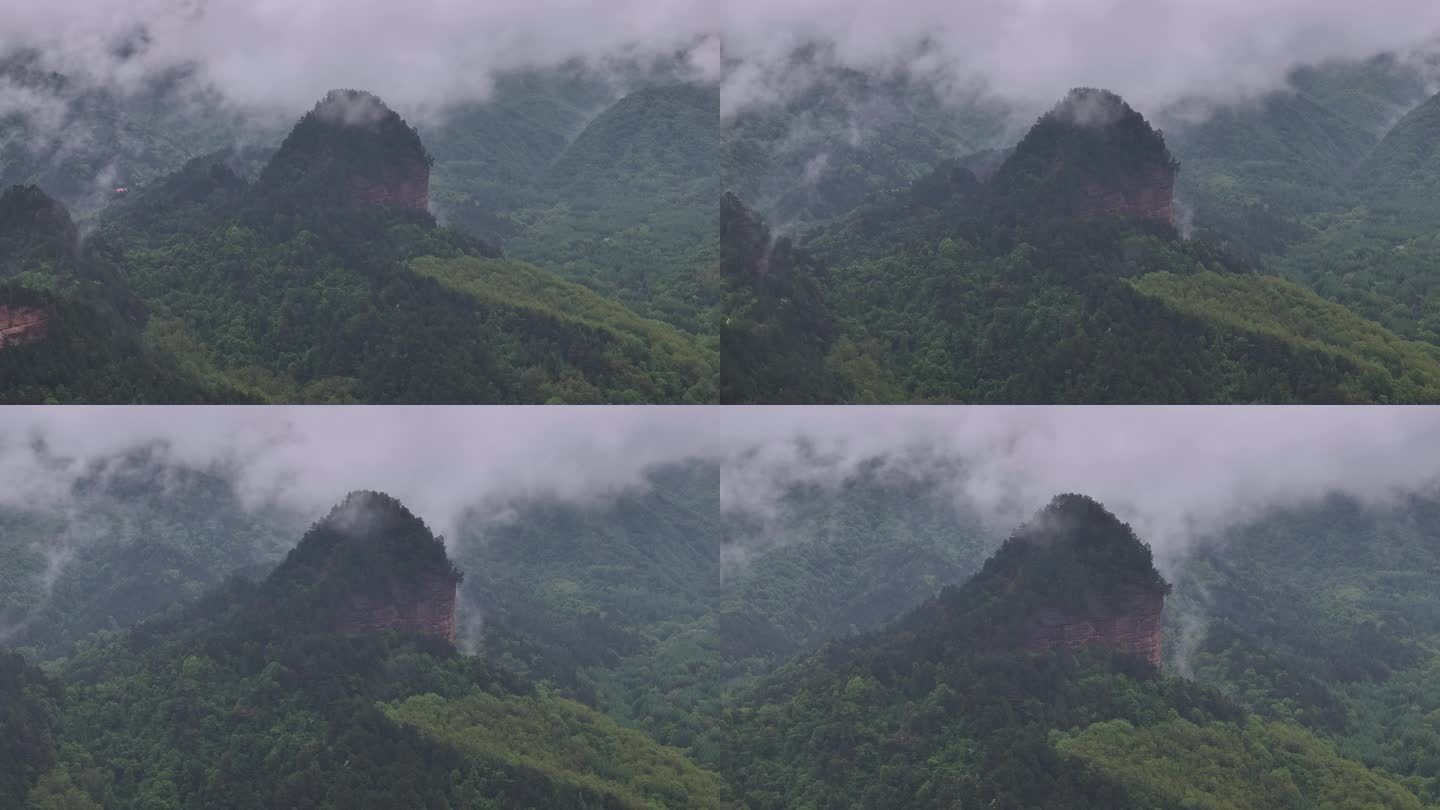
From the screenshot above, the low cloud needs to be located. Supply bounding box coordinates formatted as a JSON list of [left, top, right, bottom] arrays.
[[718, 406, 1440, 561], [2, 0, 717, 115], [5, 406, 1439, 571], [721, 1, 1440, 116]]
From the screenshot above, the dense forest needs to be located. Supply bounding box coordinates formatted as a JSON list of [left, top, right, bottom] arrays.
[[0, 63, 719, 403], [721, 58, 1440, 404], [716, 489, 1440, 808], [6, 435, 1440, 806], [0, 486, 727, 809]]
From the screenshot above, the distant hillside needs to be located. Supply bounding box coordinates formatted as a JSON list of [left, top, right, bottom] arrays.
[[501, 83, 721, 334], [1169, 494, 1440, 802], [720, 470, 993, 662], [721, 61, 1012, 225], [0, 186, 251, 403], [542, 83, 717, 213], [0, 53, 275, 217], [1353, 91, 1440, 219], [456, 462, 722, 754], [0, 449, 297, 657]]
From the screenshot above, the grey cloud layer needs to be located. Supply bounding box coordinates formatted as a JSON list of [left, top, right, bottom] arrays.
[[0, 406, 738, 534], [718, 407, 1440, 556], [720, 0, 1440, 114], [3, 0, 718, 114], [3, 407, 1437, 558], [9, 1, 1437, 117]]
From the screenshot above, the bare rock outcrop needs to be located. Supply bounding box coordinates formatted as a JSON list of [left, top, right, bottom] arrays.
[[345, 157, 429, 212], [1024, 585, 1164, 669], [0, 305, 49, 349], [338, 569, 457, 643], [1082, 166, 1175, 225]]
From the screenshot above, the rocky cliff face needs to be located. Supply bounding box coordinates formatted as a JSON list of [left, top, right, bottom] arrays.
[[1082, 166, 1175, 225], [1024, 585, 1164, 669], [345, 157, 429, 211], [339, 569, 456, 642], [0, 304, 49, 349]]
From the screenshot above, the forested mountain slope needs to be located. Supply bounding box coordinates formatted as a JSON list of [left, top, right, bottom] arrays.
[[1, 90, 717, 403], [1, 493, 726, 809], [719, 494, 1424, 809], [721, 90, 1440, 403]]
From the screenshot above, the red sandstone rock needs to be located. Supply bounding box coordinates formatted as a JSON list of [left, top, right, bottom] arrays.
[[335, 570, 457, 643], [1081, 166, 1175, 225], [1023, 585, 1164, 669], [0, 305, 50, 350], [346, 158, 429, 212]]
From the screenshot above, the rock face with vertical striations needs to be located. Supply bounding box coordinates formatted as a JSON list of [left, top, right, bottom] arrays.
[[1025, 583, 1165, 668], [260, 90, 432, 213], [341, 567, 458, 642], [260, 491, 461, 643], [993, 88, 1178, 226], [0, 304, 49, 349], [1081, 165, 1175, 224]]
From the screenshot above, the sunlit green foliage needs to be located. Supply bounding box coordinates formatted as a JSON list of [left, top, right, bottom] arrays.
[[1057, 718, 1422, 809], [387, 691, 725, 809], [1130, 270, 1440, 401]]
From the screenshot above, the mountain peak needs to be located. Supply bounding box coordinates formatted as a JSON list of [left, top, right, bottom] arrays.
[[261, 491, 461, 642], [993, 88, 1178, 225], [259, 90, 432, 212], [312, 89, 397, 127], [1050, 87, 1133, 128], [988, 493, 1169, 595], [1352, 89, 1440, 219], [894, 494, 1168, 670]]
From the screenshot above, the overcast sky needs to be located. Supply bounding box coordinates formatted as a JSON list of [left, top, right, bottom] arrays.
[[721, 0, 1440, 115], [2, 0, 719, 115], [0, 407, 727, 535], [721, 406, 1440, 556], [2, 406, 1438, 557], [6, 1, 1438, 117]]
